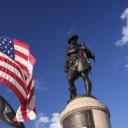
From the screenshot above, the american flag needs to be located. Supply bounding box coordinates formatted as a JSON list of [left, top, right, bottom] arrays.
[[0, 35, 36, 122]]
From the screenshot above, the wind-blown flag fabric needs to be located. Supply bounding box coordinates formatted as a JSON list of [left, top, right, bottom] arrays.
[[0, 35, 36, 122], [0, 95, 25, 127]]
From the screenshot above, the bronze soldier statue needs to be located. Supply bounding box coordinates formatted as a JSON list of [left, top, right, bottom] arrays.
[[64, 35, 95, 99]]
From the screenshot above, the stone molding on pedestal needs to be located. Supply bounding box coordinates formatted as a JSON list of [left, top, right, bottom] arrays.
[[60, 95, 111, 128]]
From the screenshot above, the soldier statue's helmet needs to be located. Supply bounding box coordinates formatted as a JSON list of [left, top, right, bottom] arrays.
[[68, 35, 78, 44]]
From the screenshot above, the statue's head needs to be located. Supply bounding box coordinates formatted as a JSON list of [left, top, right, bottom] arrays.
[[68, 35, 78, 44]]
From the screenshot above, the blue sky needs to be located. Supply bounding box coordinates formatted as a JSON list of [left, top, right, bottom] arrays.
[[0, 0, 128, 128]]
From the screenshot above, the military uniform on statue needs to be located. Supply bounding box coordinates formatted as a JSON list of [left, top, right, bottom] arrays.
[[60, 35, 111, 128]]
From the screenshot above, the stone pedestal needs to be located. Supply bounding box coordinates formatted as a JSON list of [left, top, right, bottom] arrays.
[[60, 96, 111, 128]]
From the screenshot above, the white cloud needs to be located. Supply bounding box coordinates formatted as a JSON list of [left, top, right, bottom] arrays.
[[39, 115, 49, 124], [49, 113, 62, 128], [34, 76, 48, 92], [125, 64, 128, 69], [35, 114, 50, 128], [35, 113, 62, 128], [121, 8, 128, 19], [116, 8, 128, 46], [125, 63, 128, 72]]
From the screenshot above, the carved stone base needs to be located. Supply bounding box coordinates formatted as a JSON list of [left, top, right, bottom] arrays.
[[60, 96, 111, 128]]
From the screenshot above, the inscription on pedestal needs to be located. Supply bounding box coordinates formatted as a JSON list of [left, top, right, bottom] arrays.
[[62, 110, 95, 128]]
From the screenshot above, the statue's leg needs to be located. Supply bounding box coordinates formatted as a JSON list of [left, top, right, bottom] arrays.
[[81, 71, 92, 96], [68, 71, 77, 99], [68, 80, 77, 99]]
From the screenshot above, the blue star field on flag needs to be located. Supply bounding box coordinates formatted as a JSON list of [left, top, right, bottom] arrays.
[[0, 36, 14, 60]]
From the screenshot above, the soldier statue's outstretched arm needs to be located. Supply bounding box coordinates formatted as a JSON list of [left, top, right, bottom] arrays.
[[81, 43, 95, 62]]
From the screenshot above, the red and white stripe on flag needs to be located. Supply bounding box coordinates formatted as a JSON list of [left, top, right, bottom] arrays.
[[0, 39, 36, 122]]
